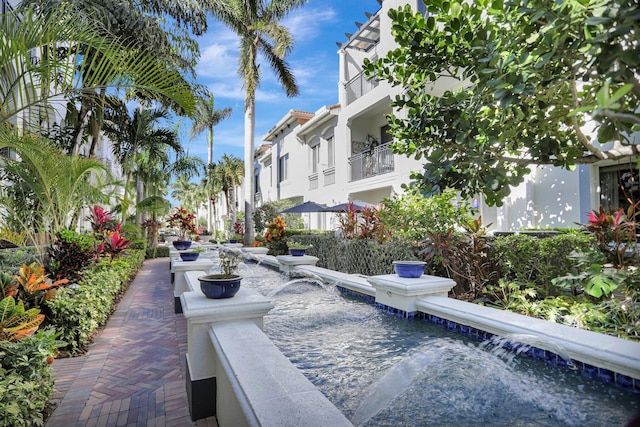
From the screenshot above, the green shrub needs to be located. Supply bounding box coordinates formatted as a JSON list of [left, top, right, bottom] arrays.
[[46, 249, 144, 353], [491, 232, 595, 295], [0, 248, 40, 275], [146, 245, 169, 259], [380, 188, 475, 242], [0, 328, 62, 427], [129, 238, 147, 251]]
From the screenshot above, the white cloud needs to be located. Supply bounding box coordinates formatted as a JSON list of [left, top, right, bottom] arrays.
[[284, 7, 338, 42]]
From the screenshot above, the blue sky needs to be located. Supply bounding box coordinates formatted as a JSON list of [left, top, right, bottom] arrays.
[[179, 0, 383, 164]]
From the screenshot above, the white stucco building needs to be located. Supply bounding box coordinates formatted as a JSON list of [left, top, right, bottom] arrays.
[[241, 0, 639, 233]]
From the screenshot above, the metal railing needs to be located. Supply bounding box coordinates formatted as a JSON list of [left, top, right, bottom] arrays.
[[348, 142, 394, 182], [344, 71, 378, 105]]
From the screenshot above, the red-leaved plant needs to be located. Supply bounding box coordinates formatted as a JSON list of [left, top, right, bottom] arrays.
[[581, 203, 639, 268]]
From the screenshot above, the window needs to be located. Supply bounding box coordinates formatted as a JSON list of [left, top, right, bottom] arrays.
[[380, 124, 393, 144], [278, 154, 288, 182], [311, 145, 319, 173], [599, 165, 639, 211], [327, 137, 334, 168]]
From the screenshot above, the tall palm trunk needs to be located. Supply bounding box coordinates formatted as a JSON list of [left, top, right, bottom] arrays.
[[228, 186, 236, 235], [207, 128, 214, 234], [243, 101, 255, 245], [136, 174, 144, 228]]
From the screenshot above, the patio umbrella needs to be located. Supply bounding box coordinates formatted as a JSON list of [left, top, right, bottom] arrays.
[[279, 201, 328, 213], [279, 201, 328, 230], [324, 200, 374, 212]]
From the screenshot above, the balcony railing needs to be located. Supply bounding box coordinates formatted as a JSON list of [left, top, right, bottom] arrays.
[[348, 142, 394, 182], [344, 71, 378, 105]]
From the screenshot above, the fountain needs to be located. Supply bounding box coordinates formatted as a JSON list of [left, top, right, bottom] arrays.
[[236, 262, 640, 426]]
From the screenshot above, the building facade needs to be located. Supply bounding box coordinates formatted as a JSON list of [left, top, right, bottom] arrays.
[[244, 0, 638, 233]]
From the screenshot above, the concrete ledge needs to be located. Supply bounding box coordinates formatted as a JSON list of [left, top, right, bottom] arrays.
[[276, 255, 319, 272], [417, 296, 640, 381], [210, 321, 352, 427], [185, 270, 208, 294]]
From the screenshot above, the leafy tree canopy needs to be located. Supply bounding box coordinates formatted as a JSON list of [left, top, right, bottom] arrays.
[[365, 0, 640, 206]]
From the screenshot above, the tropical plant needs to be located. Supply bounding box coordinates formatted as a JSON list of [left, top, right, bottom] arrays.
[[420, 217, 497, 299], [18, 0, 203, 156], [364, 0, 640, 206], [98, 230, 131, 260], [46, 229, 97, 282], [0, 296, 44, 342], [166, 207, 197, 241], [264, 215, 287, 255], [552, 250, 626, 299], [0, 227, 26, 248], [171, 175, 200, 213], [14, 263, 69, 309], [0, 135, 109, 247], [253, 199, 303, 233], [579, 203, 639, 268], [87, 205, 118, 237], [207, 0, 305, 244], [0, 7, 194, 129], [200, 164, 224, 236]]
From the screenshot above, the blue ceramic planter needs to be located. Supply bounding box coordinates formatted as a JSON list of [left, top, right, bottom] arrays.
[[173, 240, 192, 251], [393, 261, 426, 278], [179, 251, 200, 262], [289, 248, 307, 257], [198, 274, 242, 299]]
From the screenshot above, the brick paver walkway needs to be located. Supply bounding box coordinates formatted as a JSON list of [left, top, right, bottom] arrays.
[[46, 257, 218, 427]]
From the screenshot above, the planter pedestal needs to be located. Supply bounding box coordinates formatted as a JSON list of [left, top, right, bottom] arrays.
[[181, 289, 274, 421], [172, 258, 215, 313], [367, 274, 456, 318], [276, 254, 319, 272]]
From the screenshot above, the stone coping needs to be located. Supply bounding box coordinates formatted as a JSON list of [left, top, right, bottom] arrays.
[[210, 321, 352, 427]]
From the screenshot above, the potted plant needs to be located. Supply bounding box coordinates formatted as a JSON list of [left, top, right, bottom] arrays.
[[229, 221, 244, 243], [229, 233, 243, 244], [166, 207, 197, 250], [198, 250, 243, 298], [287, 240, 312, 257], [179, 247, 205, 262], [392, 260, 427, 278]]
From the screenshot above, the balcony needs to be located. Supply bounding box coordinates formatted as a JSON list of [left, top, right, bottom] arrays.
[[348, 143, 394, 182], [344, 71, 378, 105]]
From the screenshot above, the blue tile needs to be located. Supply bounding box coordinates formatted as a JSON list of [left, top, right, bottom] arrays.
[[616, 373, 634, 390], [533, 347, 546, 361], [598, 368, 614, 383]]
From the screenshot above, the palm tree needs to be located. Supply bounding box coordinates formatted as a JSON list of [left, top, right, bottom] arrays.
[[0, 135, 109, 248], [103, 98, 185, 226], [171, 175, 199, 212], [139, 153, 203, 245], [0, 8, 194, 129], [189, 95, 232, 232], [214, 154, 244, 236], [18, 0, 204, 156], [207, 0, 304, 244]]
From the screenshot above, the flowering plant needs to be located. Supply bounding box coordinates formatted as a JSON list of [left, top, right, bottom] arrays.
[[166, 207, 197, 240]]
